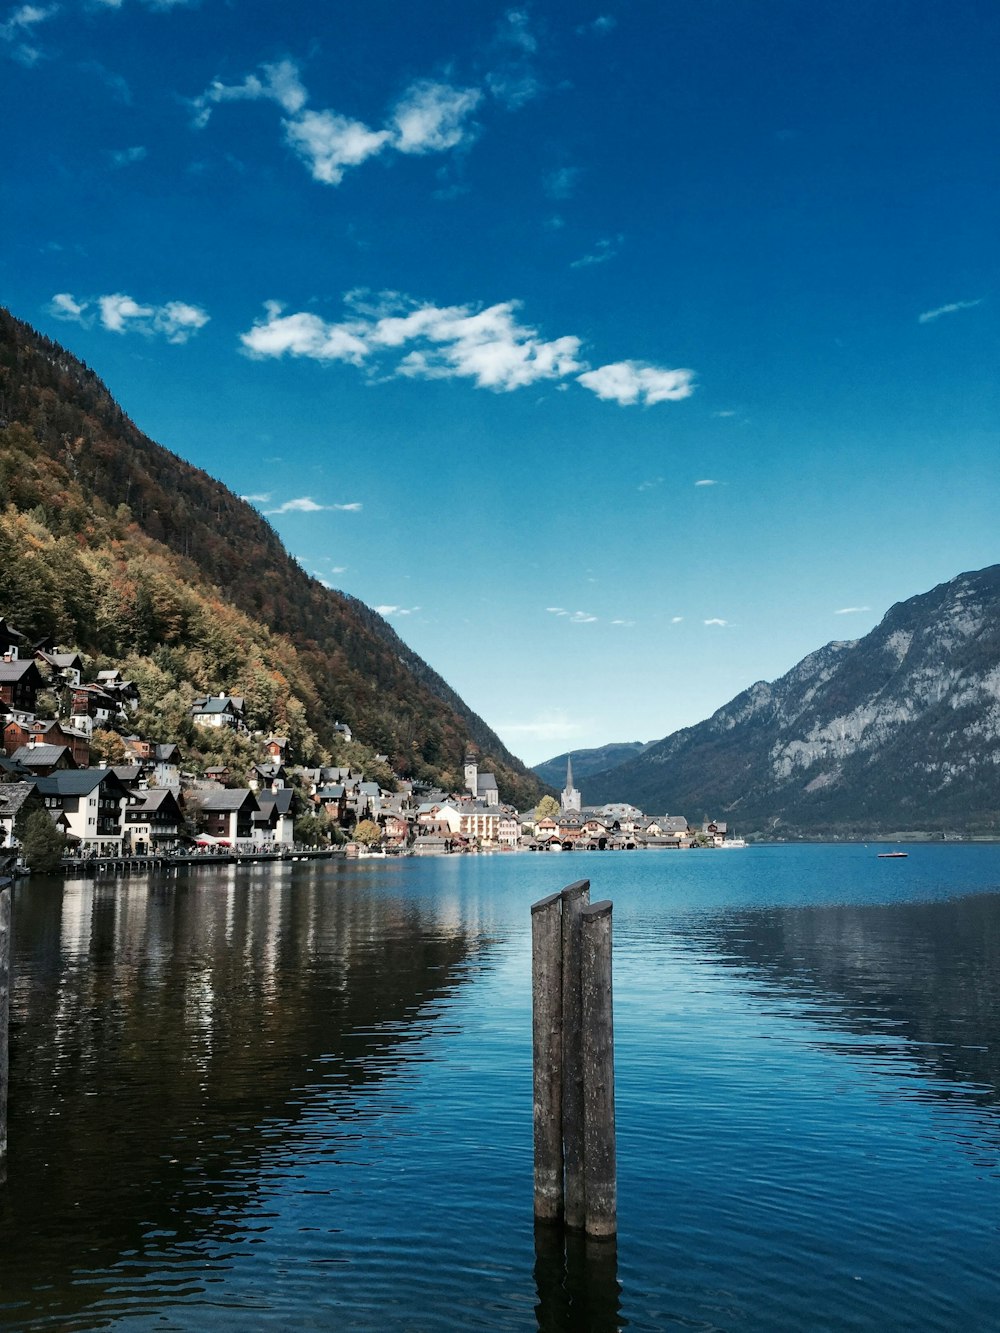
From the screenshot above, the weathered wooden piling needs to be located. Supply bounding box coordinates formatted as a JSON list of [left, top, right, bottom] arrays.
[[581, 900, 616, 1238], [560, 879, 590, 1230], [0, 883, 10, 1166], [532, 883, 616, 1240], [531, 890, 565, 1222]]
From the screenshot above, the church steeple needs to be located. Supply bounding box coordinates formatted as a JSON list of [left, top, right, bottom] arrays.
[[561, 753, 581, 813]]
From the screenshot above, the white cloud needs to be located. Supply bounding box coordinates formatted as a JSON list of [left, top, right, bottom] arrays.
[[543, 165, 580, 199], [497, 712, 590, 744], [241, 301, 370, 363], [1, 2, 55, 62], [1, 3, 54, 37], [375, 604, 420, 617], [918, 298, 982, 324], [242, 291, 696, 408], [109, 145, 146, 167], [190, 58, 307, 128], [485, 8, 540, 107], [637, 477, 663, 492], [671, 616, 684, 623], [334, 502, 363, 511], [704, 618, 728, 627], [48, 292, 90, 324], [577, 360, 695, 406], [569, 610, 597, 623], [284, 110, 391, 185], [58, 292, 209, 342], [570, 235, 622, 269], [240, 492, 272, 503], [546, 606, 569, 616], [156, 300, 210, 342], [193, 61, 481, 186], [694, 478, 718, 486], [99, 293, 154, 331], [834, 605, 870, 615], [262, 496, 361, 515], [391, 81, 481, 154], [576, 15, 616, 35], [611, 618, 634, 626]]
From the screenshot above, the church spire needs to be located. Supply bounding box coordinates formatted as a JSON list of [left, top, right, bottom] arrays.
[[561, 753, 581, 813]]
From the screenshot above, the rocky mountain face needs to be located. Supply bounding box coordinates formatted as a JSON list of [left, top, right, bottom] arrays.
[[584, 565, 1000, 835]]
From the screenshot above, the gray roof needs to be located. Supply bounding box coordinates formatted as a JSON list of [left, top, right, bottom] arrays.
[[0, 660, 38, 683], [196, 788, 256, 811], [477, 772, 499, 790], [0, 781, 37, 820], [11, 744, 74, 768], [35, 770, 127, 797], [257, 788, 294, 816]]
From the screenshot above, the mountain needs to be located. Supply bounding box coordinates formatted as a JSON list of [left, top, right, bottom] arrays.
[[584, 565, 1000, 836], [532, 741, 648, 790], [0, 307, 545, 805]]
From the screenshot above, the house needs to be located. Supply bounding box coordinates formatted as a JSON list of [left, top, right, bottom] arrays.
[[249, 761, 286, 791], [497, 812, 520, 848], [32, 720, 90, 767], [190, 788, 258, 843], [69, 684, 118, 736], [332, 721, 352, 743], [34, 769, 136, 853], [152, 743, 181, 788], [0, 781, 37, 848], [35, 649, 84, 687], [316, 784, 348, 824], [0, 619, 28, 660], [124, 787, 185, 854], [190, 694, 246, 730], [10, 743, 78, 775], [382, 812, 410, 848], [254, 788, 295, 846], [0, 659, 42, 715], [264, 736, 289, 762]]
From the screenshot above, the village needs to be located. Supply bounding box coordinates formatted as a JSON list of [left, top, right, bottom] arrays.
[[0, 615, 737, 863]]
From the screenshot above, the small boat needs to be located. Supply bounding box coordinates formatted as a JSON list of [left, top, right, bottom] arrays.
[[719, 837, 747, 849], [877, 851, 908, 859]]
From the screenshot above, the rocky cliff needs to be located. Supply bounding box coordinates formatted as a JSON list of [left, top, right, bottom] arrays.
[[584, 565, 1000, 835]]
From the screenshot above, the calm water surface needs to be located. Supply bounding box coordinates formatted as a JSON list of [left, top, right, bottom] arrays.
[[2, 845, 1000, 1330]]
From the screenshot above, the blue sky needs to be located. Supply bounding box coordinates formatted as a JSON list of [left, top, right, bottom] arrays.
[[2, 0, 998, 765]]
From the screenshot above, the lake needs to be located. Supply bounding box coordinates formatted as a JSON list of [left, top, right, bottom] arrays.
[[2, 844, 1000, 1330]]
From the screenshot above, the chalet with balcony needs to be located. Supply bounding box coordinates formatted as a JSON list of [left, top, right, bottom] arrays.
[[191, 788, 257, 843], [124, 787, 185, 855], [0, 659, 42, 715], [35, 769, 136, 853]]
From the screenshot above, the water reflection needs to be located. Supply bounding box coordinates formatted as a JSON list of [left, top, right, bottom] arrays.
[[533, 1224, 623, 1333], [681, 891, 1000, 1115], [0, 864, 488, 1327]]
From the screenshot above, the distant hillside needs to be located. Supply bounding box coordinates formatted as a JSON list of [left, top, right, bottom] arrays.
[[0, 307, 544, 805], [585, 565, 1000, 836], [532, 742, 647, 791]]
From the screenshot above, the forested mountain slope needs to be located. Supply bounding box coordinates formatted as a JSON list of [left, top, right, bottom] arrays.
[[0, 307, 543, 805], [584, 565, 1000, 835]]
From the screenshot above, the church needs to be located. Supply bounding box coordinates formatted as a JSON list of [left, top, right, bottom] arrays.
[[560, 755, 581, 813]]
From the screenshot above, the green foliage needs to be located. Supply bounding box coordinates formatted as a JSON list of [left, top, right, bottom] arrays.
[[90, 728, 126, 765], [0, 307, 547, 804], [19, 808, 65, 873], [294, 810, 336, 847], [353, 818, 382, 847], [535, 794, 560, 820]]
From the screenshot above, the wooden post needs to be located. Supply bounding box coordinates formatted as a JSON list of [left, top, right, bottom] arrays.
[[581, 900, 616, 1238], [560, 879, 590, 1230], [0, 883, 10, 1167], [531, 890, 564, 1222]]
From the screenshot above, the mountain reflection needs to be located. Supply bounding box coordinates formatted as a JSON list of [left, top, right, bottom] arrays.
[[684, 891, 1000, 1110], [0, 864, 487, 1324]]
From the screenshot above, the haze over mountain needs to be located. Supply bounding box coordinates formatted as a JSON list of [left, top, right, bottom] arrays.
[[583, 566, 1000, 836], [0, 307, 545, 806], [532, 742, 648, 791]]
